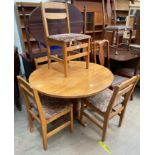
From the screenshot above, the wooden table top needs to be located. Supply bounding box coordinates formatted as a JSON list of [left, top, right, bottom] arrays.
[[104, 46, 140, 61], [29, 61, 113, 98]]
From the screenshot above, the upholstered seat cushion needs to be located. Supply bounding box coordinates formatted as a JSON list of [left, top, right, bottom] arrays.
[[86, 88, 124, 112], [48, 33, 91, 43], [111, 75, 129, 88], [30, 95, 72, 119], [105, 25, 132, 31]]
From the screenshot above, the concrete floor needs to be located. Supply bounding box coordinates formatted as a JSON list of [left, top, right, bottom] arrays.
[[14, 88, 140, 155]]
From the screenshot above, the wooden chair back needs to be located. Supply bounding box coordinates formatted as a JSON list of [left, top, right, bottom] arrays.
[[41, 2, 70, 38], [106, 75, 139, 115], [123, 16, 136, 39], [102, 0, 116, 26], [17, 76, 45, 121], [34, 56, 48, 69]]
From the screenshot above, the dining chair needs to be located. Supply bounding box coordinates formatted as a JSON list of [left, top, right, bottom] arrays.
[[17, 76, 73, 150], [41, 2, 91, 77], [34, 56, 48, 69], [80, 75, 139, 141]]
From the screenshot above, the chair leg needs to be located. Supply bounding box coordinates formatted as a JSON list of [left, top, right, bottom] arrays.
[[64, 60, 68, 77], [86, 39, 90, 69], [102, 118, 109, 141], [70, 106, 74, 132], [130, 92, 133, 100], [42, 124, 47, 150], [79, 102, 85, 124], [119, 110, 125, 127], [28, 113, 34, 133]]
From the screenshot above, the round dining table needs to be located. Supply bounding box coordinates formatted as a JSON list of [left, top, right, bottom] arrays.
[[29, 61, 113, 98], [29, 61, 113, 119]]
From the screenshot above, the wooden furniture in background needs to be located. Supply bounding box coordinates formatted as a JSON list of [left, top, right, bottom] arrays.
[[41, 2, 91, 77], [15, 2, 40, 51], [115, 0, 130, 25], [80, 75, 139, 141], [128, 0, 140, 44], [115, 50, 140, 100], [17, 76, 73, 150], [103, 0, 132, 54]]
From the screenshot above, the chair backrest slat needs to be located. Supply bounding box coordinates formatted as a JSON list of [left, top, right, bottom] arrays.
[[45, 13, 67, 20], [42, 2, 66, 9], [34, 56, 48, 69]]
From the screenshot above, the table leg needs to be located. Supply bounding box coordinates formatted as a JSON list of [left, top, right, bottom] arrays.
[[115, 30, 119, 55], [76, 98, 87, 127]]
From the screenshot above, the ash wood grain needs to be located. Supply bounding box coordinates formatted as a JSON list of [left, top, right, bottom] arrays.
[[29, 61, 114, 98]]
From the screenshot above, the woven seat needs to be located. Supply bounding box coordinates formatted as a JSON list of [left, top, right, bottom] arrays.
[[48, 33, 91, 43], [86, 89, 124, 112], [31, 96, 72, 119], [111, 75, 129, 88]]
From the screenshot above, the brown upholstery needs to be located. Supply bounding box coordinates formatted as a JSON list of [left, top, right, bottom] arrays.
[[105, 25, 132, 31], [111, 75, 129, 88], [86, 88, 124, 112], [48, 33, 91, 43], [31, 96, 72, 119]]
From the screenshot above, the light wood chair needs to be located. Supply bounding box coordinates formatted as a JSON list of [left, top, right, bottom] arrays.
[[41, 2, 91, 77], [17, 76, 73, 150], [80, 75, 139, 141], [34, 56, 48, 69]]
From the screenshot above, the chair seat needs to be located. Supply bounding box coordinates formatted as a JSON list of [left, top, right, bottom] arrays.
[[111, 75, 129, 88], [116, 68, 140, 78], [31, 95, 72, 119], [86, 89, 124, 112], [105, 25, 132, 31], [48, 33, 91, 43]]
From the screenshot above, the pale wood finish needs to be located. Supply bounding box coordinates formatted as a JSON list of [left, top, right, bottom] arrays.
[[42, 2, 66, 9], [17, 76, 73, 150], [80, 75, 139, 141], [45, 13, 67, 20], [29, 61, 114, 99], [93, 39, 110, 67], [41, 2, 90, 77]]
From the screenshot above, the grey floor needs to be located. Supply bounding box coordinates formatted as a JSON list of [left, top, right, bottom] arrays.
[[14, 88, 140, 155]]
